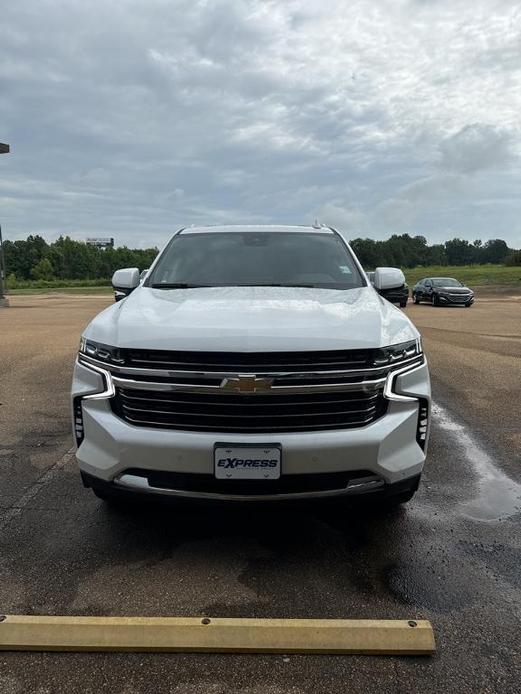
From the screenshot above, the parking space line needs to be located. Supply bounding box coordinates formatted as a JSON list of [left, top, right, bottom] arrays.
[[0, 449, 74, 531], [432, 401, 521, 521]]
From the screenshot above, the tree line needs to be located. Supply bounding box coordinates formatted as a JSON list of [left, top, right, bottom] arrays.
[[2, 233, 520, 283], [350, 234, 519, 268], [3, 235, 158, 282]]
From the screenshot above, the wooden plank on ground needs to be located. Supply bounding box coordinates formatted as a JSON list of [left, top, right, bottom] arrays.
[[0, 616, 435, 655]]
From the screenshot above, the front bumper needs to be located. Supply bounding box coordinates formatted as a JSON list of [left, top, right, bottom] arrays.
[[80, 469, 421, 505], [72, 358, 431, 502], [437, 293, 474, 305]]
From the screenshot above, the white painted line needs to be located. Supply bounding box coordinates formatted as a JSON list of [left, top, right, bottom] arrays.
[[0, 449, 75, 531], [432, 402, 521, 521]]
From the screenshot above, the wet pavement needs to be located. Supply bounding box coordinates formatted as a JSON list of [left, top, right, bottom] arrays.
[[0, 293, 520, 693]]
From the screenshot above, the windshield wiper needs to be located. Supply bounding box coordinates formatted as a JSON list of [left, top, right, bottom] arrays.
[[150, 283, 211, 289], [237, 283, 318, 288], [151, 282, 340, 289]]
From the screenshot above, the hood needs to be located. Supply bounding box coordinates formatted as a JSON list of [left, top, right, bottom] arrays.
[[85, 285, 419, 352], [437, 286, 472, 293]]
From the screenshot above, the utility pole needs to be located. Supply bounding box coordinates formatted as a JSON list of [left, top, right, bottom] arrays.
[[0, 142, 10, 307]]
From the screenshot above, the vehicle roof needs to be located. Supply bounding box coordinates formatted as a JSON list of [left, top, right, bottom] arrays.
[[179, 224, 334, 235]]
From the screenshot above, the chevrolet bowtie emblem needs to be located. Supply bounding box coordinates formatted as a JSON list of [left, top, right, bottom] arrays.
[[220, 375, 274, 393]]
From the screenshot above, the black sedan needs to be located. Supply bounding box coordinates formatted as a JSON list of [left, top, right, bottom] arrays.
[[412, 277, 474, 307]]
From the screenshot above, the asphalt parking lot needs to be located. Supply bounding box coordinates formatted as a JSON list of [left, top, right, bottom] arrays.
[[0, 291, 520, 693]]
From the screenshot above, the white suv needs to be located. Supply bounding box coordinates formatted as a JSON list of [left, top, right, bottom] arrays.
[[72, 225, 430, 505]]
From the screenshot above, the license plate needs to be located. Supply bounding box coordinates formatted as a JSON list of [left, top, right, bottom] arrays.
[[214, 444, 281, 480]]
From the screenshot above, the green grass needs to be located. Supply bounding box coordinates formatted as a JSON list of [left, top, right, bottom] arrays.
[[8, 285, 113, 295], [403, 264, 521, 287], [5, 277, 111, 289], [5, 277, 112, 295]]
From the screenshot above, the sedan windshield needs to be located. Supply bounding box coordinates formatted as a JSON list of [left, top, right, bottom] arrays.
[[147, 232, 365, 290], [432, 278, 462, 287]]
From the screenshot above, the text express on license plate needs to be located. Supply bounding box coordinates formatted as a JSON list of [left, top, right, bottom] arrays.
[[214, 445, 281, 480]]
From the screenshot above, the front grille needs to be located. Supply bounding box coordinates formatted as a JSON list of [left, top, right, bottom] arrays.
[[85, 347, 422, 434], [448, 293, 470, 301], [122, 468, 379, 496], [123, 348, 372, 372], [111, 387, 388, 433]]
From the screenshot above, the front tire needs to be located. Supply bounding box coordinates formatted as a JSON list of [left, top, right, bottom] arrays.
[[400, 300, 407, 308], [413, 293, 420, 304], [432, 294, 439, 307]]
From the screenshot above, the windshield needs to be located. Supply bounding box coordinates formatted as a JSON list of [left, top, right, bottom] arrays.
[[432, 278, 462, 287], [147, 232, 365, 289]]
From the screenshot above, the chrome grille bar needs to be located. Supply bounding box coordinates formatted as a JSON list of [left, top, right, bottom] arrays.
[[120, 404, 378, 418], [112, 375, 387, 395], [79, 354, 423, 382], [120, 414, 377, 432]]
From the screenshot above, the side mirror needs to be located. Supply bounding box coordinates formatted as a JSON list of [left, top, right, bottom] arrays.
[[112, 268, 140, 302], [373, 267, 406, 291]]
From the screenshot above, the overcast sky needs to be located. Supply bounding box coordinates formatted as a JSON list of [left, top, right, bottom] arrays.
[[1, 0, 520, 248]]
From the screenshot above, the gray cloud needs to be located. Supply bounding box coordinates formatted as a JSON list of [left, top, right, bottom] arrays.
[[438, 124, 516, 174], [1, 0, 521, 247]]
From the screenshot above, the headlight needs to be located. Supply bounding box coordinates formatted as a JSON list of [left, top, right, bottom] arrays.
[[373, 339, 422, 367], [79, 338, 124, 365]]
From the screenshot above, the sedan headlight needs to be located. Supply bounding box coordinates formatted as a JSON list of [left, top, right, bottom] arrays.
[[373, 339, 422, 367], [79, 338, 124, 365]]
